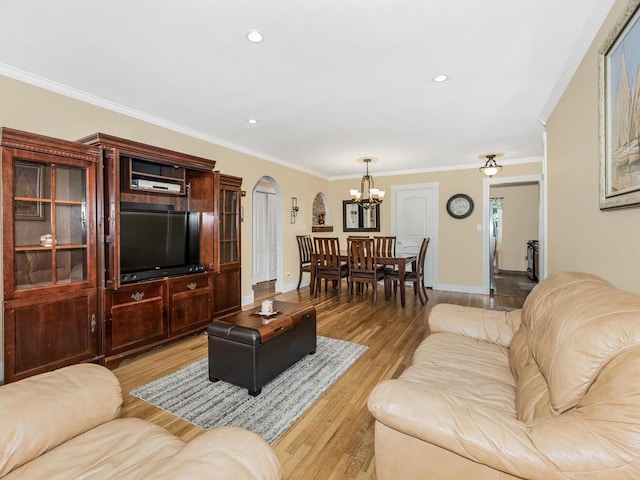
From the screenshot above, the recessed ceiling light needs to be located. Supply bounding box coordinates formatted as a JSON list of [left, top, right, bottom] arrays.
[[247, 119, 258, 125], [247, 31, 263, 43], [433, 75, 449, 83]]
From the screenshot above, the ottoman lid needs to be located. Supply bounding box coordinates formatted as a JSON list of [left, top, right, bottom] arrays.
[[207, 315, 295, 344], [207, 322, 261, 345]]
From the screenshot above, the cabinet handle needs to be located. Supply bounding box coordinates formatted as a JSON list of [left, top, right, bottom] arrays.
[[90, 314, 96, 333], [186, 282, 197, 290], [131, 292, 145, 301], [110, 205, 116, 232]]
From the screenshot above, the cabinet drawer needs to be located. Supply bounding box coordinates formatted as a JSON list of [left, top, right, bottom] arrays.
[[169, 273, 212, 336], [107, 281, 166, 355], [169, 273, 211, 295], [112, 282, 163, 306]]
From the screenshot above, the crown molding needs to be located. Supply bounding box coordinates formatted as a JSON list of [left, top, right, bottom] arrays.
[[0, 63, 325, 179]]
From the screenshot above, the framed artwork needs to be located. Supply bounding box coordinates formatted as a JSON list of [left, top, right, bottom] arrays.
[[14, 161, 45, 220], [599, 0, 640, 209], [342, 200, 380, 232]]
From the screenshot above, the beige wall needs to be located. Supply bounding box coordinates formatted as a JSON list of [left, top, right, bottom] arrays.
[[546, 0, 640, 294], [0, 75, 329, 301], [328, 163, 541, 290], [0, 73, 543, 299], [491, 184, 539, 272]]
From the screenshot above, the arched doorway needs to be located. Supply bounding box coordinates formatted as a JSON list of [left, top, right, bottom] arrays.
[[252, 176, 283, 299]]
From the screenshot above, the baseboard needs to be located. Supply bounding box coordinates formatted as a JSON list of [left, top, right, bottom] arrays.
[[434, 283, 485, 295]]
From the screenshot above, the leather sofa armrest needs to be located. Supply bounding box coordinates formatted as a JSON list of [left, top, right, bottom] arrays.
[[0, 363, 122, 477], [428, 303, 521, 347], [367, 379, 559, 480], [148, 426, 282, 479]]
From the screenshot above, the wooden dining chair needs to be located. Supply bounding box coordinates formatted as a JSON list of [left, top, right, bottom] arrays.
[[296, 235, 314, 290], [374, 236, 396, 258], [385, 237, 430, 305], [347, 237, 386, 306], [313, 237, 348, 301], [374, 235, 397, 275]]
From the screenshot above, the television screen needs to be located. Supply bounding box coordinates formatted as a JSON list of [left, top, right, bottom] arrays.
[[120, 209, 199, 274]]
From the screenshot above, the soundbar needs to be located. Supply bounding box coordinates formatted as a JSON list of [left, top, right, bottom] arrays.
[[132, 179, 181, 192], [120, 264, 206, 284]]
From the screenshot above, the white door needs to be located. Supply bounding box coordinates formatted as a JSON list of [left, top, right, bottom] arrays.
[[267, 193, 278, 280], [392, 183, 438, 287], [253, 191, 277, 284]]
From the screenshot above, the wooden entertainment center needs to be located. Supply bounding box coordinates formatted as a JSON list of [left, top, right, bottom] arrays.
[[1, 128, 242, 383]]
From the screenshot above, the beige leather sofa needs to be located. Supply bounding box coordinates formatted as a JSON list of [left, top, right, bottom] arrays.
[[0, 363, 281, 479], [368, 272, 640, 479]]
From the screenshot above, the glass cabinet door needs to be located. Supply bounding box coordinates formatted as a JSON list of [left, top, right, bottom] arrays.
[[219, 189, 239, 264], [13, 160, 90, 290]]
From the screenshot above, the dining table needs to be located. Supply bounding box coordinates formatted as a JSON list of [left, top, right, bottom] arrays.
[[309, 252, 417, 307]]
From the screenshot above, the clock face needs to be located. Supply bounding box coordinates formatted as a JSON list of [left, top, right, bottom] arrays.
[[446, 194, 474, 219]]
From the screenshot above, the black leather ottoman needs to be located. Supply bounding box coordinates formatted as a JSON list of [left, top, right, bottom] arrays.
[[207, 301, 316, 396]]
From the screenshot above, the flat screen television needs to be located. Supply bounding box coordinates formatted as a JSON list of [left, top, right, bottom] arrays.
[[120, 208, 201, 283]]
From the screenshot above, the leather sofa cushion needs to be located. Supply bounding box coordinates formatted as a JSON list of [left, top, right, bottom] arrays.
[[368, 332, 519, 459], [0, 363, 122, 477], [4, 420, 281, 480], [521, 272, 640, 413]]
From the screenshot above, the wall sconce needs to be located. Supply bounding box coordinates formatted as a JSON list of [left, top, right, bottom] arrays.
[[291, 197, 299, 224]]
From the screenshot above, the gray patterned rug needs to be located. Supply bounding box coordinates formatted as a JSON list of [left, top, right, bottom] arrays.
[[131, 336, 367, 444], [517, 281, 537, 291]]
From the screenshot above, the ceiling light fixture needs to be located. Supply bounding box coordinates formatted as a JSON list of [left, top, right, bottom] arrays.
[[247, 30, 264, 43], [433, 74, 449, 83], [349, 158, 385, 209], [479, 153, 503, 177], [247, 119, 258, 124]]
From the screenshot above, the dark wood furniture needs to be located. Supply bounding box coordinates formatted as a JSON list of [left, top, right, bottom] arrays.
[[79, 133, 242, 368], [1, 128, 101, 383], [385, 237, 430, 305], [310, 250, 417, 308], [347, 237, 386, 306], [1, 128, 243, 381], [207, 301, 316, 396], [212, 172, 242, 319], [374, 236, 396, 257], [296, 235, 314, 290], [313, 237, 348, 302]]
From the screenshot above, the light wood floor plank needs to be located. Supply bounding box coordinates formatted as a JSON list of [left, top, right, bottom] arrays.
[[113, 275, 529, 479]]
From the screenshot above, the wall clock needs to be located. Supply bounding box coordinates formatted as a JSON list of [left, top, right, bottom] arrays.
[[446, 193, 474, 219]]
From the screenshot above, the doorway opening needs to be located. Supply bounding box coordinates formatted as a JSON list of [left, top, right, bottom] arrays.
[[483, 174, 544, 296], [252, 176, 283, 301]]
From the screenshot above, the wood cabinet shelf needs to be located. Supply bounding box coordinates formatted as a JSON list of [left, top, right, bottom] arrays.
[[121, 156, 186, 196]]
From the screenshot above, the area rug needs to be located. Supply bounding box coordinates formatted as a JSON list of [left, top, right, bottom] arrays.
[[491, 305, 516, 312], [131, 336, 367, 444], [517, 281, 537, 291]]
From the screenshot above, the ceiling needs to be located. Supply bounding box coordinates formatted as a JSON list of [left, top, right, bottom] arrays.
[[0, 0, 614, 179]]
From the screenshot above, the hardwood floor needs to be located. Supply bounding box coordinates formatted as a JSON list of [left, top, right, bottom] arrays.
[[113, 281, 529, 479]]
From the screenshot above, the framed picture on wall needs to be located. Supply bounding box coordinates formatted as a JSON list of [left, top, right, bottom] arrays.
[[599, 0, 640, 209], [342, 200, 380, 232]]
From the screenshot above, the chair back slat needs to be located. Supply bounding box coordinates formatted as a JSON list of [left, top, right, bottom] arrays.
[[314, 237, 341, 268], [374, 236, 396, 258], [296, 235, 314, 264], [348, 237, 377, 272]]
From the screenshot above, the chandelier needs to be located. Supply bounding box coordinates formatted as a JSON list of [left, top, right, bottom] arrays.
[[479, 154, 503, 177], [349, 158, 385, 209]]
